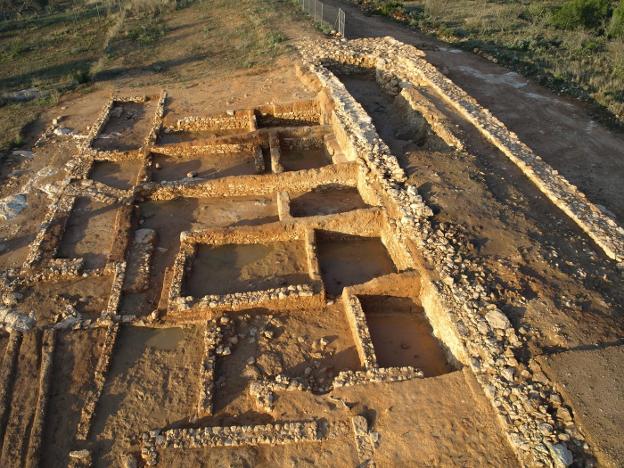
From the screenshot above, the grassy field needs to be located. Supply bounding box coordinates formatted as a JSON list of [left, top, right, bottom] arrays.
[[352, 0, 624, 128], [0, 0, 303, 154]]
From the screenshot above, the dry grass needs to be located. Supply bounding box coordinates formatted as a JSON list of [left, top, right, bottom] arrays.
[[0, 0, 306, 154]]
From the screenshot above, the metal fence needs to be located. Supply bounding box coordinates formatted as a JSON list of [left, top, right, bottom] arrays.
[[300, 0, 346, 38]]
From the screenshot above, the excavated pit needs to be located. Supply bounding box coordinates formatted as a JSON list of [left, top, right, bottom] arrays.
[[21, 275, 112, 326], [290, 185, 370, 217], [90, 325, 203, 466], [44, 329, 105, 466], [212, 305, 361, 415], [89, 160, 142, 190], [317, 232, 397, 296], [57, 197, 119, 269], [184, 241, 310, 297], [333, 67, 452, 165], [150, 151, 258, 182], [279, 139, 332, 172], [93, 101, 154, 151], [120, 196, 278, 316], [359, 295, 453, 377]]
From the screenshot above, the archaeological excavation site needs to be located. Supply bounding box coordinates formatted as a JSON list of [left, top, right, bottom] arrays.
[[0, 33, 623, 468]]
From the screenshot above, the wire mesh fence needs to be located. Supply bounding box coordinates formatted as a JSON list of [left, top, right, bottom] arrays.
[[299, 0, 346, 37]]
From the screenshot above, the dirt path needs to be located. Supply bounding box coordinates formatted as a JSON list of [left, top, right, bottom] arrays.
[[320, 0, 624, 223]]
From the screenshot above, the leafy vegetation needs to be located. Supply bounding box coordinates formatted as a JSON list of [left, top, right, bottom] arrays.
[[609, 0, 624, 37], [550, 0, 611, 29]]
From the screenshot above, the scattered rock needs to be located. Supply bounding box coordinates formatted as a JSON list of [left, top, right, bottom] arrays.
[[485, 308, 511, 330], [0, 194, 27, 220]]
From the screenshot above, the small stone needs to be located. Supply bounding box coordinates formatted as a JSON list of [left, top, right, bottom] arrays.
[[121, 453, 138, 468], [69, 449, 91, 460], [549, 443, 573, 467], [501, 367, 515, 381], [485, 309, 511, 330], [186, 171, 197, 178]]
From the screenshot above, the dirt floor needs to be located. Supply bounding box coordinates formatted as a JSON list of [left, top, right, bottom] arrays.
[[0, 1, 622, 466]]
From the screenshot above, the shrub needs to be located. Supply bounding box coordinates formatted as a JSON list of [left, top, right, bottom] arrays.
[[550, 0, 610, 29], [127, 19, 166, 45], [70, 68, 91, 84], [378, 1, 404, 16], [609, 0, 624, 37]]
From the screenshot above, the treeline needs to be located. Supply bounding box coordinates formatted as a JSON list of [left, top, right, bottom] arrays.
[[551, 0, 624, 37]]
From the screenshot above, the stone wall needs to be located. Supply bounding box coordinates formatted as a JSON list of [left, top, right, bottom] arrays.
[[296, 38, 583, 466]]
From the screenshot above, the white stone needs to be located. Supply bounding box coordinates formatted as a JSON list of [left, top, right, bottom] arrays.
[[549, 443, 573, 467], [485, 309, 511, 330]]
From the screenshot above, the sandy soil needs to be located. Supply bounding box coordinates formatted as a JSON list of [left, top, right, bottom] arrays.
[[186, 241, 310, 297], [539, 344, 624, 467], [90, 160, 143, 190], [44, 329, 105, 466], [317, 234, 397, 296], [290, 185, 370, 218]]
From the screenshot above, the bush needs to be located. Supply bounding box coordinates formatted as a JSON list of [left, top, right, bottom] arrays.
[[127, 19, 166, 45], [550, 0, 610, 29], [609, 0, 624, 37], [70, 68, 91, 84], [378, 1, 404, 16]]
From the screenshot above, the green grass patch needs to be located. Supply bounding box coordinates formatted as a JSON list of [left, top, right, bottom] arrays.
[[550, 0, 611, 29], [609, 0, 624, 37], [126, 18, 167, 45]]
